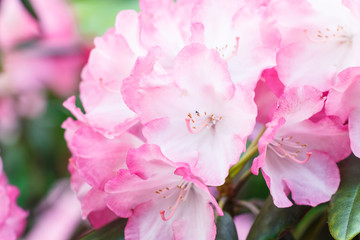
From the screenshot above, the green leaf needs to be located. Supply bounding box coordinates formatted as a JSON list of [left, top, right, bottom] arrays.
[[247, 196, 310, 240], [79, 218, 127, 240], [20, 0, 39, 20], [329, 154, 360, 240], [216, 212, 238, 240], [70, 0, 139, 37]]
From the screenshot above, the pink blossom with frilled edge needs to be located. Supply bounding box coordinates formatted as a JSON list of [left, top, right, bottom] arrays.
[[326, 67, 360, 157], [270, 0, 360, 91], [0, 158, 28, 240], [139, 0, 195, 67], [252, 86, 351, 207], [105, 144, 223, 240], [80, 0, 196, 137], [62, 101, 143, 228], [122, 44, 257, 186], [190, 0, 280, 88], [78, 10, 148, 138]]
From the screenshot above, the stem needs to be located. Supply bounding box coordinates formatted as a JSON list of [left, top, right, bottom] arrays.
[[228, 126, 266, 179], [248, 126, 266, 152], [229, 146, 258, 179], [236, 200, 260, 215]]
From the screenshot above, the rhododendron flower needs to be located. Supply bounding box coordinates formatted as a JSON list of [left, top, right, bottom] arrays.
[[79, 0, 195, 137], [26, 181, 81, 240], [252, 86, 351, 207], [105, 144, 223, 240], [63, 98, 143, 228], [0, 0, 86, 142], [191, 0, 280, 88], [139, 0, 194, 68], [123, 44, 257, 185], [270, 0, 360, 91], [326, 67, 360, 157], [0, 0, 85, 96], [254, 68, 284, 124], [0, 157, 27, 240]]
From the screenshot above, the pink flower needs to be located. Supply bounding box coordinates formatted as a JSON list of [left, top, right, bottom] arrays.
[[139, 0, 194, 68], [68, 160, 118, 229], [271, 0, 360, 91], [79, 0, 195, 137], [26, 181, 82, 240], [0, 0, 86, 97], [191, 0, 280, 88], [326, 67, 360, 157], [105, 144, 223, 240], [252, 86, 351, 207], [123, 44, 257, 185], [254, 68, 284, 124], [62, 100, 143, 228], [0, 0, 86, 141], [79, 29, 141, 137], [0, 158, 28, 240]]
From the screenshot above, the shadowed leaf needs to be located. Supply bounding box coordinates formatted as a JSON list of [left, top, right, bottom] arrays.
[[247, 196, 309, 240], [329, 154, 360, 240], [20, 0, 39, 20], [79, 218, 126, 240], [216, 212, 238, 240]]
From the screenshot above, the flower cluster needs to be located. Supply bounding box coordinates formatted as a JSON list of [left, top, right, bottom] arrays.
[[0, 0, 86, 141], [0, 157, 27, 240], [63, 0, 357, 238]]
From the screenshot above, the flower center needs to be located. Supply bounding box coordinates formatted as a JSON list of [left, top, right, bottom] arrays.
[[185, 111, 222, 134], [303, 25, 352, 45], [268, 136, 312, 164], [157, 181, 192, 221], [215, 37, 240, 60]]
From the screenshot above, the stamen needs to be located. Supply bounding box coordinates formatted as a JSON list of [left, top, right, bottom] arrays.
[[226, 37, 240, 61], [303, 26, 351, 45], [160, 188, 184, 221], [287, 151, 312, 164], [269, 137, 312, 164], [185, 118, 211, 134], [304, 29, 328, 43], [215, 37, 240, 60], [99, 78, 121, 94]]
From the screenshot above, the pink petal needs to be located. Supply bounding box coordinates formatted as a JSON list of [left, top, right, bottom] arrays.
[[273, 86, 325, 125], [263, 150, 340, 207], [349, 110, 360, 157], [234, 213, 255, 240]]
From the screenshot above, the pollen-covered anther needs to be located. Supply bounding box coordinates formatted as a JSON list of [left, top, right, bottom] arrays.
[[303, 26, 352, 45], [215, 37, 240, 60], [185, 111, 222, 134]]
